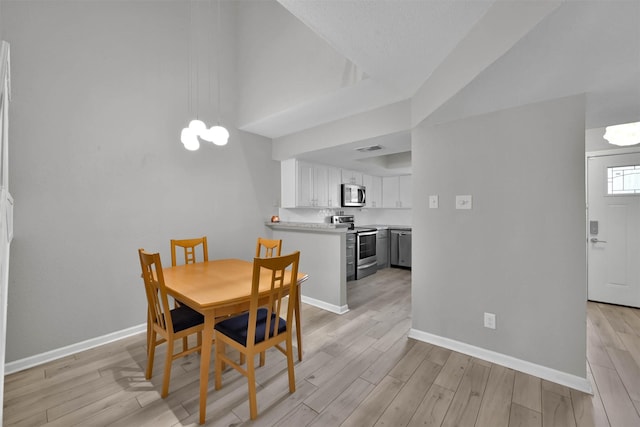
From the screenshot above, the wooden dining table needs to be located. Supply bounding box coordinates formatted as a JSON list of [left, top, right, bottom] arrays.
[[162, 258, 308, 424]]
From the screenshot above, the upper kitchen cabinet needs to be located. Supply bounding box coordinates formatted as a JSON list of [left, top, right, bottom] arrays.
[[281, 159, 340, 208], [363, 174, 382, 208], [382, 175, 412, 208], [341, 169, 363, 185], [327, 166, 341, 208]]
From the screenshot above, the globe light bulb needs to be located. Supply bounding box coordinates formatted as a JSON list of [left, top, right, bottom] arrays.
[[208, 125, 229, 146], [188, 119, 207, 136], [180, 127, 200, 151]]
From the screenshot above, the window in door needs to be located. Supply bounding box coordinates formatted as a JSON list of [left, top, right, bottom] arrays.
[[607, 165, 640, 195]]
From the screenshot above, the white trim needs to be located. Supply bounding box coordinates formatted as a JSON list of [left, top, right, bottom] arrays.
[[4, 323, 146, 375], [301, 295, 349, 314], [4, 295, 351, 376], [408, 328, 593, 395], [586, 147, 640, 158]]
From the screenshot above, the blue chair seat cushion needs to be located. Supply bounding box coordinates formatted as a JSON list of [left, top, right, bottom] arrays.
[[170, 304, 204, 333], [215, 308, 287, 346]]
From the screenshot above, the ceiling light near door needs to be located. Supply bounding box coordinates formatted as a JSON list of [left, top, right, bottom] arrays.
[[603, 121, 640, 146]]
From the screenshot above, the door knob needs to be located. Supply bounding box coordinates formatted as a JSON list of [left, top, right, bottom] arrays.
[[590, 238, 607, 243]]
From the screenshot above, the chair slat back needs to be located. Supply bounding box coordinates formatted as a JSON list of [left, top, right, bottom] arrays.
[[255, 238, 282, 258], [246, 251, 300, 347], [139, 249, 172, 333], [171, 237, 208, 267]]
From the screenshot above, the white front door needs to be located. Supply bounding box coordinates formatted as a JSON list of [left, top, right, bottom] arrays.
[[587, 152, 640, 307]]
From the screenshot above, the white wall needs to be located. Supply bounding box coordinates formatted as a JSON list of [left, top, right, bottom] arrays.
[[235, 0, 366, 131], [272, 228, 347, 312], [1, 1, 279, 363], [412, 95, 587, 379]]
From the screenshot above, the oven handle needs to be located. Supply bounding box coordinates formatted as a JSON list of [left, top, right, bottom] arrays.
[[357, 231, 377, 237], [357, 261, 378, 270]]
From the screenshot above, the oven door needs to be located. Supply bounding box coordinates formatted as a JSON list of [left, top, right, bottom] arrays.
[[356, 230, 377, 279]]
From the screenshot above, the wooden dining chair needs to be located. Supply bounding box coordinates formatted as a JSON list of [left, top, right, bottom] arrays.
[[255, 237, 282, 258], [255, 237, 303, 361], [214, 251, 300, 420], [171, 236, 208, 267], [138, 249, 205, 398], [170, 236, 209, 350]]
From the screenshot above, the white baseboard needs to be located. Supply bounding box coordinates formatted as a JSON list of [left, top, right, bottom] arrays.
[[4, 296, 350, 376], [5, 323, 147, 375], [408, 328, 593, 394], [301, 295, 349, 315]]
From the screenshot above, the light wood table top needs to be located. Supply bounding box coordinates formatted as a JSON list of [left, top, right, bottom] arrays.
[[162, 258, 308, 424]]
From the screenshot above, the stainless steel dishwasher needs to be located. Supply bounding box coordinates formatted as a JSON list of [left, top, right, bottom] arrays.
[[390, 229, 411, 268]]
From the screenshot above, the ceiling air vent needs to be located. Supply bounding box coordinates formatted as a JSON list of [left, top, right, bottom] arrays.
[[355, 144, 384, 153]]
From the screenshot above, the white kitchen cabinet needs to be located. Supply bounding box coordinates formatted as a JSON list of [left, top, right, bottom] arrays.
[[398, 175, 412, 208], [327, 166, 342, 208], [296, 161, 314, 207], [363, 174, 382, 208], [341, 169, 363, 185], [281, 159, 334, 208], [382, 175, 412, 208], [298, 161, 329, 207]]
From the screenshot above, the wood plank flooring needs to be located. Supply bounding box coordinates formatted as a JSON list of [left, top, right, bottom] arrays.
[[4, 268, 640, 426]]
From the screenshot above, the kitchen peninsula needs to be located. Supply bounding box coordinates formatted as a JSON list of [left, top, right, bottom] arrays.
[[266, 222, 350, 314]]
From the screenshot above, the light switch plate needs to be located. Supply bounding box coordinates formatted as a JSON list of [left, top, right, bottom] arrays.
[[429, 195, 439, 209], [456, 195, 472, 210]]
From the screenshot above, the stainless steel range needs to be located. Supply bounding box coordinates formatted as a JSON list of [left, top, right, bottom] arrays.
[[331, 215, 378, 280]]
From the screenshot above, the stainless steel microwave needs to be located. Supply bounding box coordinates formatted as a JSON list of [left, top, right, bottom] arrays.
[[341, 184, 366, 207]]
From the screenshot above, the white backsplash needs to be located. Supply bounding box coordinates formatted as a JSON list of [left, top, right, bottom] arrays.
[[278, 207, 411, 227]]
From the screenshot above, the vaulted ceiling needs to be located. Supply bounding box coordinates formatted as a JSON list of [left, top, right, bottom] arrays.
[[236, 0, 640, 174]]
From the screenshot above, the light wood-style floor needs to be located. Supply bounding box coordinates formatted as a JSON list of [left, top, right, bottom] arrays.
[[4, 268, 640, 426]]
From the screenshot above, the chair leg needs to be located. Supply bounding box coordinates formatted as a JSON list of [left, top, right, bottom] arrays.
[[295, 292, 302, 361], [146, 331, 157, 380], [146, 310, 152, 357], [161, 339, 174, 398], [182, 336, 189, 352], [286, 336, 296, 393], [259, 351, 265, 367], [247, 355, 258, 420]]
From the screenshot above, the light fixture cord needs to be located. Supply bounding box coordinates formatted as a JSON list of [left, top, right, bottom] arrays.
[[195, 0, 200, 120], [216, 0, 222, 125], [187, 0, 192, 120]]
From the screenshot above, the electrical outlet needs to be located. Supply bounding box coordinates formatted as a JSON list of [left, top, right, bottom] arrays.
[[484, 312, 496, 329], [429, 195, 439, 209]]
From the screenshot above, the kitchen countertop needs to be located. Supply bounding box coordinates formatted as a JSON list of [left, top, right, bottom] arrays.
[[361, 224, 412, 230], [265, 221, 349, 233], [266, 222, 411, 233]]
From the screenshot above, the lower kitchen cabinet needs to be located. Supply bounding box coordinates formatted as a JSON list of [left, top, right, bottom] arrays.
[[346, 232, 356, 281]]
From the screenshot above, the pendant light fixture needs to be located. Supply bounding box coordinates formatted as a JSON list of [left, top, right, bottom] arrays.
[[180, 0, 229, 150]]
